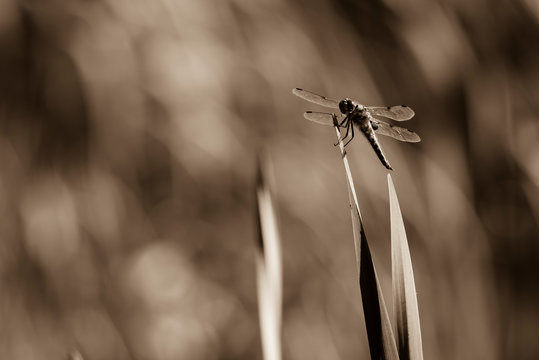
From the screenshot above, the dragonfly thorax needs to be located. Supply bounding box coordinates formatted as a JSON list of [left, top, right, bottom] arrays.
[[339, 98, 354, 114]]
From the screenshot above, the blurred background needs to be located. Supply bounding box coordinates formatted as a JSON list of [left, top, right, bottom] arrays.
[[0, 0, 538, 359]]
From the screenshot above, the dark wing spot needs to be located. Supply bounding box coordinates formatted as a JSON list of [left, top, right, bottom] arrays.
[[296, 87, 303, 91], [389, 124, 394, 128], [401, 105, 407, 107], [371, 122, 379, 130], [306, 111, 313, 113], [387, 106, 391, 109]]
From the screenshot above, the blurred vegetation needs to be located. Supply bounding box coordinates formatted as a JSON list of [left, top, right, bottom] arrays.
[[0, 0, 538, 359]]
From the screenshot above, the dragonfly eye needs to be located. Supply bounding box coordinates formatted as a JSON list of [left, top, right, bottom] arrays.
[[339, 99, 353, 114], [338, 100, 347, 114]]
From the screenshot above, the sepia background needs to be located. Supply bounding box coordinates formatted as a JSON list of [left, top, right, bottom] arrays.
[[0, 0, 538, 359]]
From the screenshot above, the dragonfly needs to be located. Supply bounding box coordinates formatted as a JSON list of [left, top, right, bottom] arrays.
[[292, 88, 420, 170]]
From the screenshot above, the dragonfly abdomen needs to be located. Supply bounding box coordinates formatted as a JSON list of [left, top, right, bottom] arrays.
[[357, 118, 393, 170]]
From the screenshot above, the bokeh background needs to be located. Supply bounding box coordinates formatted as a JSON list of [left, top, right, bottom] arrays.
[[0, 0, 538, 359]]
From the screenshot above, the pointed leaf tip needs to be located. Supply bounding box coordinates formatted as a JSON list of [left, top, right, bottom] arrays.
[[254, 154, 283, 360]]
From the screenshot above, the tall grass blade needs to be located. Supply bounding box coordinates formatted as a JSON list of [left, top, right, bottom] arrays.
[[334, 125, 399, 360], [388, 174, 423, 360], [255, 155, 283, 360]]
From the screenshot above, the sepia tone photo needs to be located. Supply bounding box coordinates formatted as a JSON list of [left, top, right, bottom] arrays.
[[0, 0, 538, 359]]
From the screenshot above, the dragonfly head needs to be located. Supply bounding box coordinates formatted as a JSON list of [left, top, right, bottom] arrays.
[[339, 99, 354, 114]]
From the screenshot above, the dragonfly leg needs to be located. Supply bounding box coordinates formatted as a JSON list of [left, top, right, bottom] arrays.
[[334, 118, 352, 146], [343, 122, 355, 147], [338, 115, 349, 127], [344, 120, 353, 138]]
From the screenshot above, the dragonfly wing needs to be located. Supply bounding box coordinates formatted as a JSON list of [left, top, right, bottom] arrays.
[[367, 105, 415, 121], [371, 119, 421, 142], [292, 88, 340, 109], [304, 111, 343, 126]]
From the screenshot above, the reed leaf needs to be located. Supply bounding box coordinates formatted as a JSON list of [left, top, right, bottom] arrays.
[[388, 174, 423, 360], [255, 155, 283, 360], [333, 124, 399, 360]]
